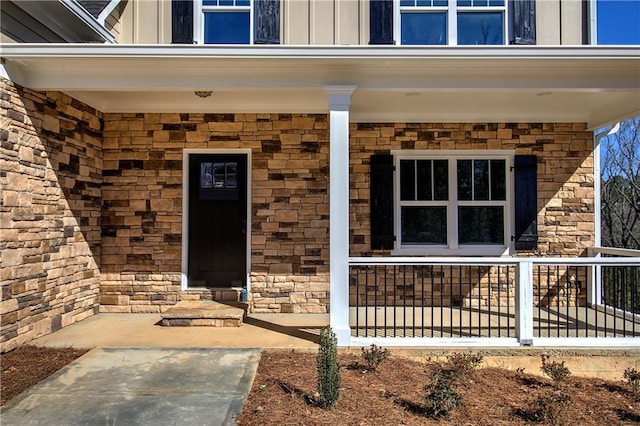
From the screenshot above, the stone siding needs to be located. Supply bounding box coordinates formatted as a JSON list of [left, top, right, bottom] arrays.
[[100, 113, 330, 313], [0, 79, 102, 352], [349, 122, 594, 307]]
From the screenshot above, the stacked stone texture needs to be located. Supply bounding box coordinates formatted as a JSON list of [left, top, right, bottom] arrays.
[[101, 113, 330, 313], [349, 122, 594, 307], [0, 80, 102, 352], [1, 80, 597, 350]]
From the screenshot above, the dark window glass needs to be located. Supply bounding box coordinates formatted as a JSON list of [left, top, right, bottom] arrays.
[[489, 0, 504, 6], [416, 160, 433, 201], [457, 12, 504, 45], [433, 0, 448, 5], [400, 160, 416, 201], [457, 159, 472, 200], [401, 0, 414, 6], [401, 12, 447, 45], [458, 206, 504, 244], [204, 11, 250, 44], [433, 160, 449, 200], [490, 159, 506, 200], [201, 163, 213, 188], [457, 0, 472, 6], [236, 0, 250, 5], [203, 0, 218, 5], [402, 206, 447, 244], [473, 159, 489, 200], [219, 0, 234, 5]]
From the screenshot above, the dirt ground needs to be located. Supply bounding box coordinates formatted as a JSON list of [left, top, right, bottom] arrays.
[[237, 350, 640, 425], [1, 346, 88, 406], [2, 346, 639, 425]]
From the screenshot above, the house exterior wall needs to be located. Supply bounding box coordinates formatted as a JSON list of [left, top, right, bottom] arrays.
[[349, 122, 595, 258], [100, 113, 330, 314], [115, 0, 586, 46], [0, 79, 102, 352]]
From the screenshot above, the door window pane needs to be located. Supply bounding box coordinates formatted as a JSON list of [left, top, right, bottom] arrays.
[[225, 163, 238, 188], [401, 12, 447, 45], [200, 163, 213, 188], [401, 206, 447, 244], [458, 206, 504, 244], [204, 11, 250, 44], [457, 12, 504, 45]]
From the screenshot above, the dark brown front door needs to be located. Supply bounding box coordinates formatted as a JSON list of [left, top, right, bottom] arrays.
[[188, 153, 247, 288]]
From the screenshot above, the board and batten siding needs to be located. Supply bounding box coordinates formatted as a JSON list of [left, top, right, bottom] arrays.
[[114, 0, 588, 46]]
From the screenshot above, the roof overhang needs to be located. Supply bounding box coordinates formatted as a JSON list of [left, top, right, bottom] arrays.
[[1, 44, 638, 129], [0, 1, 114, 43]]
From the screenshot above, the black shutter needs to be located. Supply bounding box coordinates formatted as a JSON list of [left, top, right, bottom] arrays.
[[370, 155, 395, 250], [514, 155, 538, 251], [172, 0, 194, 44], [254, 0, 280, 44], [511, 0, 536, 45], [370, 0, 394, 45]]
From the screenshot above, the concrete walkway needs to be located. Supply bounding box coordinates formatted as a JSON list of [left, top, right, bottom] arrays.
[[1, 348, 260, 426], [30, 313, 328, 349]]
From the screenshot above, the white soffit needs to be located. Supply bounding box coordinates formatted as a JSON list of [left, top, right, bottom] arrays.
[[2, 44, 639, 128]]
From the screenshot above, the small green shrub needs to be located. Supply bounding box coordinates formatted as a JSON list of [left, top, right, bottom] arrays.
[[540, 354, 571, 384], [623, 367, 640, 399], [361, 344, 390, 371], [446, 352, 484, 376], [423, 372, 463, 419], [531, 390, 571, 425], [317, 326, 341, 409]]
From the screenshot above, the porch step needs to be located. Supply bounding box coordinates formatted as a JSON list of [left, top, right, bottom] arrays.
[[160, 301, 245, 327]]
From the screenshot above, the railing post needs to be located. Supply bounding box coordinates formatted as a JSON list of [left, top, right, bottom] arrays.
[[516, 260, 534, 345], [326, 86, 356, 346]]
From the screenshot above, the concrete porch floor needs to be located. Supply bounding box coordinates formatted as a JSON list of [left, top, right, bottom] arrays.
[[30, 313, 329, 349]]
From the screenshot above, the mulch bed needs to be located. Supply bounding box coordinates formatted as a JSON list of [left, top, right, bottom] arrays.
[[1, 346, 88, 406], [237, 350, 640, 425], [2, 346, 639, 425]]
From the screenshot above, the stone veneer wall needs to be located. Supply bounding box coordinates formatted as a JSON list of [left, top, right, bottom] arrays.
[[349, 122, 595, 257], [0, 79, 102, 352], [100, 113, 330, 313]]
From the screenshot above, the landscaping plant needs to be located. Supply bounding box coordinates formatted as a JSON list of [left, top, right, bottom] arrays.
[[531, 390, 571, 426], [540, 354, 571, 384], [446, 352, 484, 376], [361, 344, 390, 372], [317, 326, 341, 408], [423, 370, 463, 419], [623, 367, 640, 399]]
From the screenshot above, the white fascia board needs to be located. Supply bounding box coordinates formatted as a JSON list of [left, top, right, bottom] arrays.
[[59, 0, 115, 43], [1, 44, 639, 59], [97, 0, 121, 25]]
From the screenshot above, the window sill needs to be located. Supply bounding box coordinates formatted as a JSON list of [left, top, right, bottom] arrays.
[[391, 246, 511, 257]]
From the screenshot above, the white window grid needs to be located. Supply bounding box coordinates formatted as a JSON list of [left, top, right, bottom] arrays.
[[393, 150, 514, 256], [396, 0, 508, 46], [195, 0, 254, 44]]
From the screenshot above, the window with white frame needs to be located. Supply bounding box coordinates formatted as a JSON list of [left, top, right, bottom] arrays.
[[399, 0, 506, 45], [200, 0, 252, 44], [394, 152, 512, 255]]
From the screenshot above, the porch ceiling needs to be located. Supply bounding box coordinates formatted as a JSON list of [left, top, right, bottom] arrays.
[[2, 44, 639, 129]]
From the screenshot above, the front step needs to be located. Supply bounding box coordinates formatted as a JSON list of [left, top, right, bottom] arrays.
[[161, 301, 245, 327]]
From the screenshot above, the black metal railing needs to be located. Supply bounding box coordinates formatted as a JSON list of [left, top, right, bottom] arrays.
[[350, 262, 517, 339]]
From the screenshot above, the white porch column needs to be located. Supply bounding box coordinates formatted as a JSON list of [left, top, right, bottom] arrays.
[[516, 260, 534, 345], [325, 85, 356, 346]]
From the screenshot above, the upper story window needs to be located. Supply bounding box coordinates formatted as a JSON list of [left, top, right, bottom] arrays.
[[393, 151, 512, 255], [200, 0, 252, 44], [399, 0, 506, 45]]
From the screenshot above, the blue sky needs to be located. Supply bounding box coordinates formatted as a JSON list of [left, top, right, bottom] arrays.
[[597, 0, 640, 44]]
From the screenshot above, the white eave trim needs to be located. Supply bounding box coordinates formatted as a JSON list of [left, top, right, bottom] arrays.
[[1, 44, 639, 59], [60, 0, 116, 43]]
